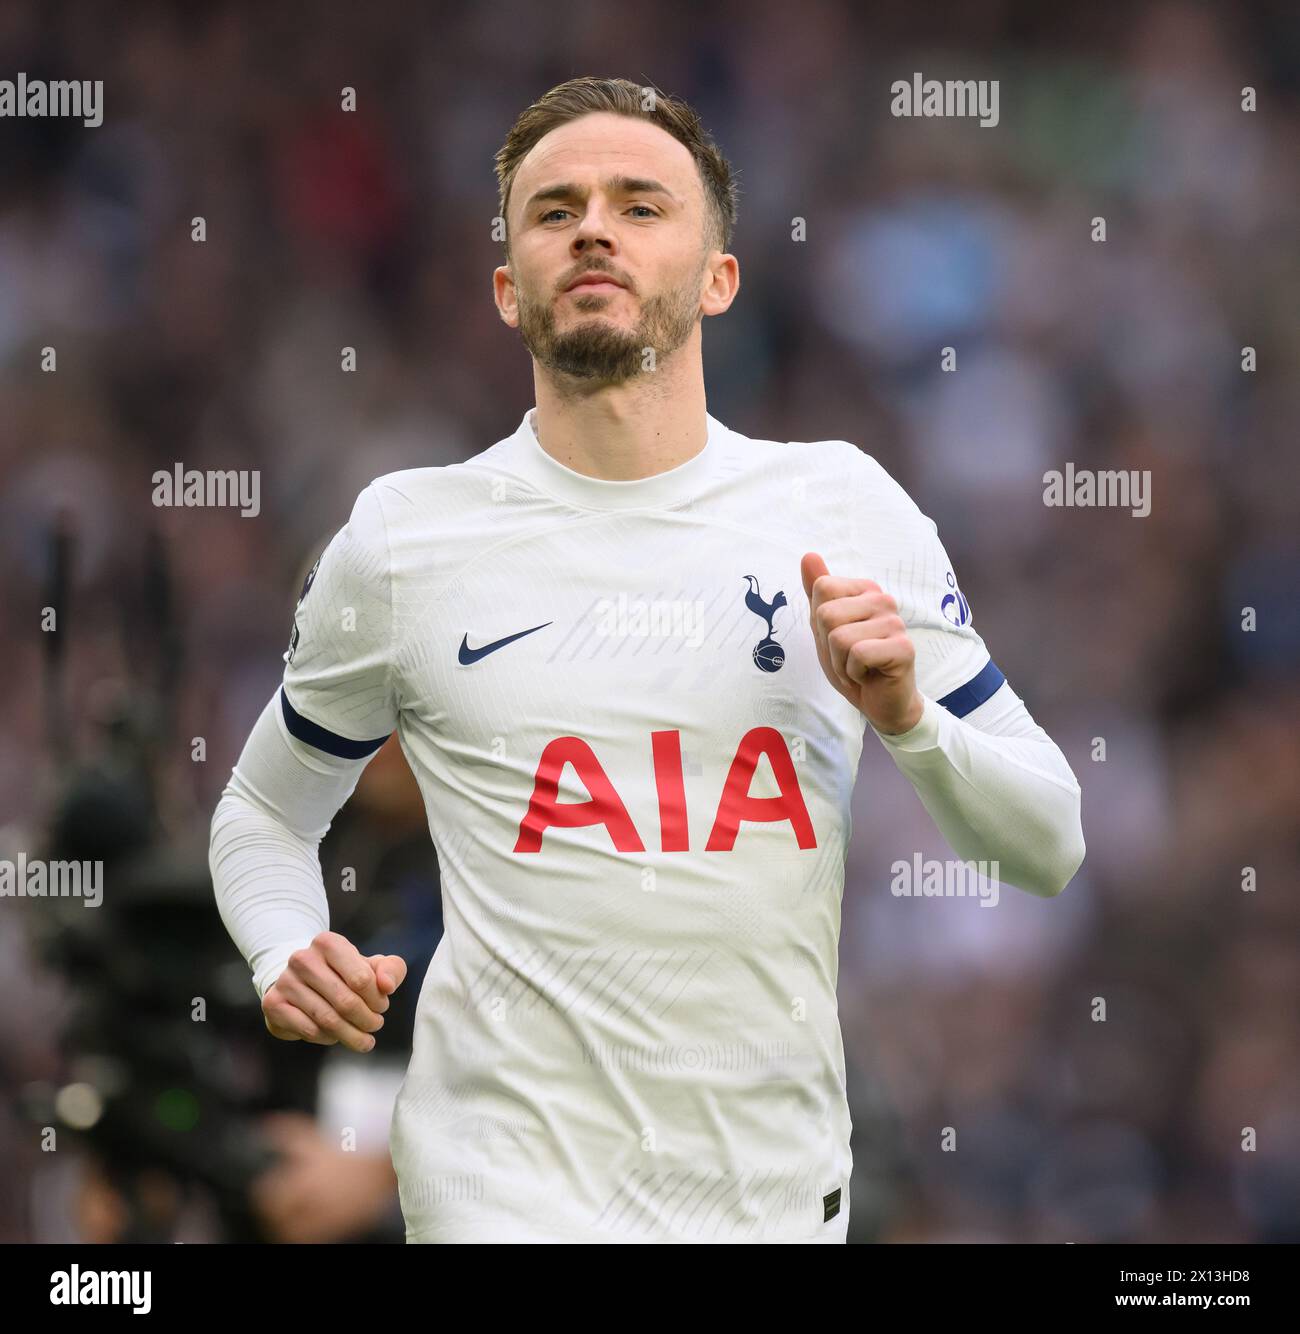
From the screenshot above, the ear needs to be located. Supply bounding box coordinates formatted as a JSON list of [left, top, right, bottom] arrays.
[[493, 264, 520, 328], [700, 252, 740, 318]]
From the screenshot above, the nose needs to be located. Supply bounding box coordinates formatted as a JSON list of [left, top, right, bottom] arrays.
[[571, 200, 617, 256]]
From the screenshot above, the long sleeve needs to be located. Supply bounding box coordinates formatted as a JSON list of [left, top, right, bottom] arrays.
[[870, 679, 1084, 897], [836, 441, 1084, 897], [210, 481, 400, 1001], [210, 691, 375, 999]]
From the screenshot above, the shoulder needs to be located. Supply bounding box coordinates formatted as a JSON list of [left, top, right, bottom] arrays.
[[737, 428, 922, 501], [833, 441, 933, 527], [343, 464, 459, 554], [787, 436, 939, 544], [723, 425, 882, 490], [319, 480, 393, 578], [362, 453, 505, 529]]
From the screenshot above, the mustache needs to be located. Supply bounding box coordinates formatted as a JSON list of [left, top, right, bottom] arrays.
[[559, 265, 633, 293]]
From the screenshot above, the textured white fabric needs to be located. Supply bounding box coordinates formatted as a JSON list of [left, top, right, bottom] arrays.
[[210, 691, 369, 1000], [872, 681, 1084, 895]]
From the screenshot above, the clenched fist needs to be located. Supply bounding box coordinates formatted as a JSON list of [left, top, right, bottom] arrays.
[[801, 552, 924, 735], [262, 931, 407, 1053]]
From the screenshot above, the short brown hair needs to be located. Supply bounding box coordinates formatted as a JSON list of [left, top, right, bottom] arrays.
[[494, 76, 739, 257]]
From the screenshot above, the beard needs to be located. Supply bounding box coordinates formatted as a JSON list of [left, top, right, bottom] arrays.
[[514, 266, 703, 383]]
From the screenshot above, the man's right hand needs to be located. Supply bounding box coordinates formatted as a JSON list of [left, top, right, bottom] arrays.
[[262, 932, 407, 1052]]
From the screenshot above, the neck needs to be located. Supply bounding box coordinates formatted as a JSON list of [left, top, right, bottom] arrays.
[[530, 351, 708, 481]]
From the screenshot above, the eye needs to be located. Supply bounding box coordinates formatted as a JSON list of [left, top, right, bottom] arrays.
[[541, 205, 656, 222]]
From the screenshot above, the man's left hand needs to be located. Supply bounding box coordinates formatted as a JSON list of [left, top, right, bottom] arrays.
[[801, 552, 924, 735]]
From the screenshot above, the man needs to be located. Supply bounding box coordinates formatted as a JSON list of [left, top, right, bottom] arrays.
[[210, 76, 1084, 1244]]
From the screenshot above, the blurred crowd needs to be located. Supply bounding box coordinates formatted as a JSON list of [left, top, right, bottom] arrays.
[[1, 0, 1297, 1242]]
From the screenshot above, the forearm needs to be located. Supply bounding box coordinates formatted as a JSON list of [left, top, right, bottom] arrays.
[[210, 783, 329, 1000], [872, 687, 1085, 896], [209, 692, 369, 999]]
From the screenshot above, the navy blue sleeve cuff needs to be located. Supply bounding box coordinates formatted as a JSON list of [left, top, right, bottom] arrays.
[[280, 687, 391, 759], [936, 660, 1006, 718]]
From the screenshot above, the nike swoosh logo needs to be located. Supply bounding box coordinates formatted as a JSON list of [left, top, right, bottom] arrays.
[[458, 621, 553, 665]]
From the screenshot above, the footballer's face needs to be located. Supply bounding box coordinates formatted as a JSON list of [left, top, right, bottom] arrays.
[[494, 111, 734, 383]]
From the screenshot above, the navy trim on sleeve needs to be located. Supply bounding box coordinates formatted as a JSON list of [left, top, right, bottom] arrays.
[[936, 660, 1006, 718], [280, 687, 390, 759]]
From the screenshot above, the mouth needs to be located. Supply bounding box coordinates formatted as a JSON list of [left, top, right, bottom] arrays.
[[564, 275, 627, 294]]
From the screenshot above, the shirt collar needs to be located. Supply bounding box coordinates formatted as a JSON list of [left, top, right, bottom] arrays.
[[496, 407, 726, 511]]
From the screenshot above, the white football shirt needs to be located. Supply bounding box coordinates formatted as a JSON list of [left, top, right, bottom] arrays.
[[277, 408, 1002, 1243]]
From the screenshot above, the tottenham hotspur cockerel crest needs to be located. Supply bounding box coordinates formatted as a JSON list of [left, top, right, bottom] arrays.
[[743, 575, 788, 672]]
